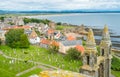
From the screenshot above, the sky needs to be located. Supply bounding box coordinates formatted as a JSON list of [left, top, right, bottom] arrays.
[[0, 0, 120, 11]]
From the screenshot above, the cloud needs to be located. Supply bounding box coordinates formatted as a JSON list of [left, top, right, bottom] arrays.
[[0, 0, 120, 11]]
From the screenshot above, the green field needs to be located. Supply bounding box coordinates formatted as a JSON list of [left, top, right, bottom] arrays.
[[0, 45, 82, 77], [0, 56, 35, 77], [0, 45, 82, 71], [19, 68, 42, 77], [56, 25, 74, 30], [111, 70, 120, 77], [0, 45, 119, 77]]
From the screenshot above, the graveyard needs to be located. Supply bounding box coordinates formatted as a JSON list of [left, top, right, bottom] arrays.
[[0, 45, 82, 77]]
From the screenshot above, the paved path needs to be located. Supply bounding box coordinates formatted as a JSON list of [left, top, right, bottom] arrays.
[[113, 54, 120, 59], [16, 66, 38, 76]]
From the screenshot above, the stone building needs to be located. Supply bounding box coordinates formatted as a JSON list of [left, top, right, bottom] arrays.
[[80, 25, 112, 77]]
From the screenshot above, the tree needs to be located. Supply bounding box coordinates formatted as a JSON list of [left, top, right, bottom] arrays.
[[82, 40, 86, 46], [5, 29, 30, 48], [49, 41, 59, 54], [56, 22, 62, 25], [0, 39, 2, 45], [49, 45, 59, 54], [0, 16, 5, 22], [66, 48, 81, 60], [8, 22, 15, 25], [23, 18, 31, 24], [20, 34, 30, 48], [23, 18, 51, 24]]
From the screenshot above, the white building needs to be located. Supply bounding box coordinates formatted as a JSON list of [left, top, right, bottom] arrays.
[[29, 30, 40, 44]]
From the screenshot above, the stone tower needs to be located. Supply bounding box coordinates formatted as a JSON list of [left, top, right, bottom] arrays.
[[80, 29, 98, 77], [100, 25, 112, 77]]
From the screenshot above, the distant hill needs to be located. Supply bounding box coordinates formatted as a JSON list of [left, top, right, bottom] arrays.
[[0, 10, 18, 14], [0, 10, 120, 15]]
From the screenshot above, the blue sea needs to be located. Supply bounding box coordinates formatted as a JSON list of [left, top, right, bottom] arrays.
[[29, 13, 120, 49]]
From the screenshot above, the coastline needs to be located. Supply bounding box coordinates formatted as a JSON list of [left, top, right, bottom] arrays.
[[22, 13, 120, 18], [22, 13, 80, 18], [22, 13, 120, 50]]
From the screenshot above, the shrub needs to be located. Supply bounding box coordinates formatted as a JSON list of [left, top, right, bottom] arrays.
[[0, 39, 2, 45], [56, 22, 62, 25], [8, 22, 15, 25], [66, 48, 81, 60], [82, 40, 86, 46], [48, 41, 59, 54], [97, 46, 100, 56], [49, 45, 59, 54]]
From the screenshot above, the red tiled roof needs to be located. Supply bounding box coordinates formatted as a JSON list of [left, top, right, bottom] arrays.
[[12, 25, 31, 29], [76, 45, 84, 53], [3, 25, 31, 30], [51, 40, 59, 47], [41, 39, 50, 45], [67, 35, 76, 41], [47, 29, 54, 34]]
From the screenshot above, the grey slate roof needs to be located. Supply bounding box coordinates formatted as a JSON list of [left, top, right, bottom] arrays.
[[24, 30, 32, 35], [61, 40, 82, 46]]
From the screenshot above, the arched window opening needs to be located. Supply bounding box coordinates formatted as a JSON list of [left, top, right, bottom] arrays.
[[102, 49, 104, 56], [87, 56, 89, 65]]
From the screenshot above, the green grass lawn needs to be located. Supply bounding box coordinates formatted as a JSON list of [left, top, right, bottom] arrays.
[[1, 45, 119, 77], [0, 45, 82, 72], [0, 56, 35, 77], [111, 70, 120, 77], [19, 68, 42, 77], [0, 46, 82, 72], [56, 25, 74, 30]]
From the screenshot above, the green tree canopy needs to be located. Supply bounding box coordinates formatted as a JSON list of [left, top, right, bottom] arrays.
[[0, 39, 2, 45], [20, 34, 30, 48], [23, 18, 51, 24], [0, 16, 5, 22], [49, 45, 59, 54], [5, 29, 30, 48], [66, 48, 81, 60]]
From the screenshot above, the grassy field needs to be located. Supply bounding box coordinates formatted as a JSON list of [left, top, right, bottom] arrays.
[[56, 25, 75, 30], [0, 45, 119, 77], [0, 45, 82, 72], [19, 68, 42, 77], [111, 70, 120, 77], [0, 56, 35, 77]]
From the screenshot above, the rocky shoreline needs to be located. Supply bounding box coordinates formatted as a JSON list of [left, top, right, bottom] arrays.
[[92, 28, 120, 49], [58, 23, 120, 51]]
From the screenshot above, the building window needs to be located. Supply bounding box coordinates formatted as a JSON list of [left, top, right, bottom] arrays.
[[87, 56, 89, 65], [102, 49, 104, 56]]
